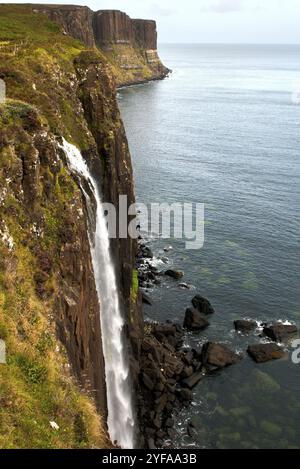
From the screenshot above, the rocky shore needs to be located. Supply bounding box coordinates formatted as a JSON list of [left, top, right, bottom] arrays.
[[136, 240, 298, 448]]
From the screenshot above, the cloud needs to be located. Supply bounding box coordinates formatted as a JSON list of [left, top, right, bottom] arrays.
[[147, 3, 176, 17], [199, 0, 245, 14]]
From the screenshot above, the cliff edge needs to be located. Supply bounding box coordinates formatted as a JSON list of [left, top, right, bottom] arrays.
[[0, 4, 143, 448], [33, 4, 170, 86]]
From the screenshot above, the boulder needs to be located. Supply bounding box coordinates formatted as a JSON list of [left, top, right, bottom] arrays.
[[191, 295, 215, 315], [201, 342, 242, 369], [181, 371, 205, 389], [234, 320, 257, 334], [142, 246, 153, 259], [165, 269, 184, 280], [183, 308, 210, 331], [263, 323, 297, 343], [247, 343, 285, 363]]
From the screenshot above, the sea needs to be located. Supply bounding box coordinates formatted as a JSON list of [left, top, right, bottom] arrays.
[[118, 44, 300, 449]]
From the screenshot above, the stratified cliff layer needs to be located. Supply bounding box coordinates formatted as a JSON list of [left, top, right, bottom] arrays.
[[33, 5, 169, 86], [0, 4, 142, 448]]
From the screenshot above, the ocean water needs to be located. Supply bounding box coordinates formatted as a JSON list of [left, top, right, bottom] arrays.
[[118, 44, 300, 449]]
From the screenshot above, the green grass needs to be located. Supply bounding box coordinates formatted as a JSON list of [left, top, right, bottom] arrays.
[[131, 269, 139, 304]]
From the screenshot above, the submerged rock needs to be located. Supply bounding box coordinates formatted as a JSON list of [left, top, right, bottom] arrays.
[[201, 342, 242, 369], [234, 319, 257, 334], [263, 322, 297, 343], [183, 308, 210, 331], [247, 343, 285, 363], [165, 269, 184, 280], [191, 295, 215, 315], [252, 370, 281, 393]]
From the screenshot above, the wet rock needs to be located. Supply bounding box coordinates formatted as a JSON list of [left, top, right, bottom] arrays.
[[142, 246, 153, 259], [191, 295, 215, 315], [181, 371, 206, 389], [165, 269, 184, 280], [234, 319, 257, 334], [201, 342, 242, 369], [183, 308, 210, 331], [263, 322, 297, 343], [247, 343, 285, 363]]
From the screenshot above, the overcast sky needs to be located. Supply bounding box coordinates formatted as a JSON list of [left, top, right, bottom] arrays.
[[4, 0, 300, 43]]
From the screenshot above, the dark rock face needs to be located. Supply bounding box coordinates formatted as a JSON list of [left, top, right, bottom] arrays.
[[234, 320, 257, 334], [183, 308, 210, 331], [247, 343, 285, 363], [263, 323, 297, 343], [191, 295, 215, 315], [34, 5, 159, 50], [133, 19, 157, 49], [33, 5, 95, 47], [93, 10, 134, 46], [201, 342, 242, 369], [0, 119, 107, 411], [74, 51, 143, 395]]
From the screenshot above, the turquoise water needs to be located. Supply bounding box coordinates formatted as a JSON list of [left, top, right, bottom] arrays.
[[119, 45, 300, 449]]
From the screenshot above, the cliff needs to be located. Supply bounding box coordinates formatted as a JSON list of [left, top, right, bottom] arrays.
[[33, 5, 169, 86], [0, 4, 143, 448]]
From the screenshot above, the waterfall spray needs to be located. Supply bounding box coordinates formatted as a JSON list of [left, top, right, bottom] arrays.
[[61, 139, 135, 449]]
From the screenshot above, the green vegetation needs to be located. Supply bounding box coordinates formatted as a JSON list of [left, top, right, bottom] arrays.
[[102, 44, 154, 86], [0, 6, 112, 448], [131, 269, 139, 304], [0, 5, 93, 148]]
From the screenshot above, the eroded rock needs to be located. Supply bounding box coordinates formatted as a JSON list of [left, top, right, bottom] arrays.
[[201, 342, 242, 369], [247, 343, 285, 363], [183, 308, 210, 331], [263, 323, 297, 343], [191, 295, 215, 315]]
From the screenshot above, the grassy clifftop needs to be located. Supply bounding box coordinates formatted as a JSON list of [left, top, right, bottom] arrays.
[[0, 5, 115, 448]]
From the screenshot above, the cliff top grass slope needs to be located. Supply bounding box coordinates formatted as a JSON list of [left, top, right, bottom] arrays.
[[0, 4, 119, 448]]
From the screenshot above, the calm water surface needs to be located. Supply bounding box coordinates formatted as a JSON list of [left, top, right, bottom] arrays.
[[118, 44, 300, 449]]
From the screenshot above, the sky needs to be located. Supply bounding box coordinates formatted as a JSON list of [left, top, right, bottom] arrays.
[[3, 0, 300, 44]]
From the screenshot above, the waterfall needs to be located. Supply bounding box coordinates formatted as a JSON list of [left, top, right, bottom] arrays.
[[60, 139, 135, 449]]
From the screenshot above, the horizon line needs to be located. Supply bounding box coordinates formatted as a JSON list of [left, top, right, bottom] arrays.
[[158, 42, 300, 46]]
